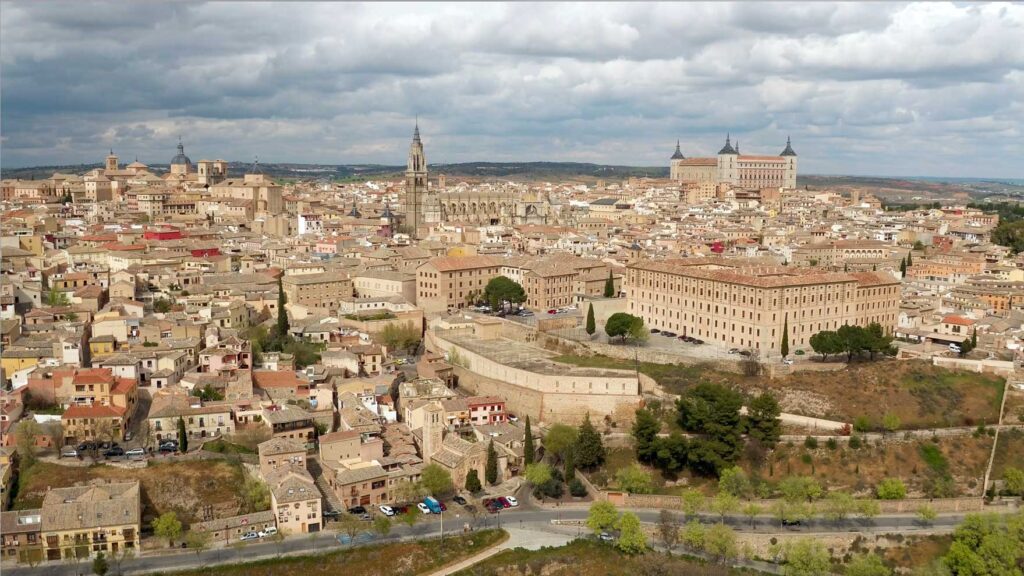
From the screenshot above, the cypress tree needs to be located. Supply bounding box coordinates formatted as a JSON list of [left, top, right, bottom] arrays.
[[485, 439, 498, 485], [523, 416, 535, 466], [177, 417, 188, 452], [585, 303, 596, 336], [906, 251, 913, 267], [899, 257, 907, 276], [275, 274, 289, 341], [573, 413, 606, 470], [780, 316, 790, 358], [603, 270, 616, 298], [971, 328, 978, 348]]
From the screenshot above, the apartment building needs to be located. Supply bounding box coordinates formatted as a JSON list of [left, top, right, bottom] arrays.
[[147, 390, 234, 443], [626, 259, 900, 354], [258, 437, 307, 477], [264, 468, 321, 534], [416, 256, 501, 314], [282, 272, 353, 312], [40, 481, 140, 561]]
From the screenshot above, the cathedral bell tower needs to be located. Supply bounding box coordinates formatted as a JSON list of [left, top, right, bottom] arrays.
[[404, 121, 429, 238]]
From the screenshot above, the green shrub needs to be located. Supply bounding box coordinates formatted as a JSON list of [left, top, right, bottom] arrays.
[[804, 436, 818, 449]]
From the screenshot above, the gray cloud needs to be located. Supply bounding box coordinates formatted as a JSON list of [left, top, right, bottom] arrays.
[[1, 1, 1022, 178]]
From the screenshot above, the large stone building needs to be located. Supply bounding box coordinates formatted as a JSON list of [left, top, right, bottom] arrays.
[[670, 135, 797, 190], [39, 481, 141, 561], [416, 255, 501, 314], [626, 258, 900, 355], [401, 124, 550, 239]]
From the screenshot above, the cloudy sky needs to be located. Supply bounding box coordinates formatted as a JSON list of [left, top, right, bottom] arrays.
[[1, 2, 1022, 177]]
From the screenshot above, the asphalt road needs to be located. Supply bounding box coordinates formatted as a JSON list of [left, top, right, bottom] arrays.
[[5, 508, 967, 576]]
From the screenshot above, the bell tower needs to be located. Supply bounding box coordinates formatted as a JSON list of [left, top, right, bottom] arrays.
[[105, 150, 118, 172], [404, 121, 428, 238]]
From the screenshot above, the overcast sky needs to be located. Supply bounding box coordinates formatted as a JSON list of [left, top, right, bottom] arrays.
[[1, 2, 1022, 177]]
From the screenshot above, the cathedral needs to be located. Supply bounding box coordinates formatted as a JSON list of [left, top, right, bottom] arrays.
[[400, 123, 550, 239], [670, 135, 798, 190]]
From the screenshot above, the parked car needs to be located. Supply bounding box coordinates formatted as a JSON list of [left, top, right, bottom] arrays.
[[782, 358, 794, 365], [547, 309, 557, 314], [423, 497, 442, 514], [77, 441, 96, 452], [99, 441, 118, 450], [259, 527, 278, 537], [379, 505, 395, 516], [505, 496, 519, 507], [240, 532, 260, 541], [781, 519, 802, 527], [348, 506, 367, 515], [738, 350, 752, 357], [158, 442, 178, 453], [103, 446, 125, 458], [599, 532, 615, 542], [416, 503, 431, 514], [662, 331, 676, 337], [728, 348, 739, 354], [61, 447, 79, 458], [650, 328, 661, 334], [124, 431, 133, 441], [507, 414, 519, 422], [395, 505, 410, 515], [323, 510, 341, 519], [125, 447, 145, 458], [497, 497, 511, 509], [452, 495, 467, 506]]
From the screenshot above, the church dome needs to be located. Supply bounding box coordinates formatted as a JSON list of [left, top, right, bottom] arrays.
[[170, 142, 192, 167]]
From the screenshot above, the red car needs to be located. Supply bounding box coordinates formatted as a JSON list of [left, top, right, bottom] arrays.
[[439, 501, 448, 512], [497, 497, 511, 509], [547, 309, 557, 314]]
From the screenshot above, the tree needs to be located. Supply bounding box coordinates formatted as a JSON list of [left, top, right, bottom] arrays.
[[906, 251, 913, 266], [380, 322, 421, 354], [823, 491, 856, 522], [704, 523, 737, 562], [858, 499, 881, 520], [677, 382, 744, 469], [485, 439, 498, 485], [632, 408, 662, 464], [373, 515, 392, 538], [108, 546, 134, 575], [941, 512, 1024, 576], [275, 275, 290, 342], [657, 510, 680, 552], [185, 530, 211, 558], [681, 489, 705, 519], [781, 316, 790, 357], [421, 463, 454, 497], [809, 330, 844, 361], [917, 504, 937, 526], [400, 507, 419, 530], [46, 286, 71, 306], [615, 463, 654, 494], [15, 419, 41, 469], [573, 413, 605, 470], [971, 327, 978, 349], [523, 416, 535, 466], [483, 276, 526, 310], [743, 502, 763, 529], [899, 257, 907, 276], [585, 303, 596, 336], [846, 553, 892, 576], [177, 416, 188, 452], [876, 478, 907, 500], [744, 393, 781, 448], [525, 462, 552, 486], [604, 270, 616, 298], [92, 552, 109, 576], [617, 512, 647, 554], [779, 476, 823, 503], [544, 423, 578, 463], [711, 491, 740, 522], [681, 519, 706, 550], [1003, 466, 1024, 496], [152, 512, 182, 547], [881, 413, 901, 433], [338, 515, 363, 546], [605, 312, 644, 342], [782, 538, 831, 576], [464, 469, 482, 493], [240, 476, 270, 513], [586, 501, 619, 534]]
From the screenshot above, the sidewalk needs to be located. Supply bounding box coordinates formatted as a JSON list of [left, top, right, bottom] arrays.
[[424, 527, 575, 576]]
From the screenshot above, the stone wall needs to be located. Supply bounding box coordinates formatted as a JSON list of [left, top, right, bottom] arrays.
[[933, 356, 1015, 377], [610, 492, 989, 514]]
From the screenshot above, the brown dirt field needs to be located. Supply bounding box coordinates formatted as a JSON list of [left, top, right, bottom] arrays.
[[14, 460, 251, 524], [758, 436, 992, 498], [882, 534, 952, 572], [735, 360, 1005, 429], [991, 428, 1024, 480], [1003, 389, 1024, 424]]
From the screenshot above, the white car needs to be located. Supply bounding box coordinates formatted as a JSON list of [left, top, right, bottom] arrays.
[[417, 503, 431, 514], [258, 527, 277, 538], [379, 505, 395, 516], [505, 496, 519, 507], [240, 532, 260, 541], [782, 358, 794, 365]]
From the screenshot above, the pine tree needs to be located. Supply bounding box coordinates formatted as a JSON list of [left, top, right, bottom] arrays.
[[485, 439, 498, 485], [603, 270, 616, 298], [585, 304, 596, 336], [906, 251, 913, 267], [523, 416, 535, 465], [177, 417, 188, 452], [899, 257, 907, 276], [780, 316, 790, 358], [573, 413, 606, 470]]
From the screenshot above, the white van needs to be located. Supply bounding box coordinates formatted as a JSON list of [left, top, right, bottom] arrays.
[[949, 343, 961, 353]]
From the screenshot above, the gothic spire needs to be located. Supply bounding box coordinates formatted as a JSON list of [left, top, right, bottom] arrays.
[[780, 136, 797, 157], [718, 133, 737, 155], [670, 140, 685, 160], [413, 117, 421, 144]]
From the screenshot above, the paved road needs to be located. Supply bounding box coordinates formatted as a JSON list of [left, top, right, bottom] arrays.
[[3, 507, 970, 576]]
